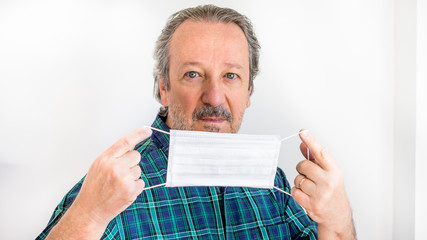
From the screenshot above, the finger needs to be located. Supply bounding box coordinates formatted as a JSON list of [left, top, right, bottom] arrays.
[[299, 130, 335, 170], [291, 187, 312, 212], [119, 150, 142, 168], [296, 159, 324, 183], [134, 179, 145, 195], [294, 175, 316, 197], [299, 143, 315, 161], [129, 165, 142, 180], [127, 179, 145, 204], [294, 174, 306, 188], [107, 127, 152, 158]]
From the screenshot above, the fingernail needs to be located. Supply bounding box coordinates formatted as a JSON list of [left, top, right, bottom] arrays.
[[143, 126, 152, 135], [300, 129, 309, 137]]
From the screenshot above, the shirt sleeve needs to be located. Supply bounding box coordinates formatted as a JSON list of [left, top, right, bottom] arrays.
[[275, 167, 318, 239], [35, 177, 85, 240]]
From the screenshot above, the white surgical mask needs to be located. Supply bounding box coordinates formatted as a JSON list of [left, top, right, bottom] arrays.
[[166, 130, 281, 189], [144, 127, 308, 197]]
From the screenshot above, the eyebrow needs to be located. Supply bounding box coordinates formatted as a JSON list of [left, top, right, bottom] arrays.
[[182, 62, 244, 69], [224, 62, 244, 69]]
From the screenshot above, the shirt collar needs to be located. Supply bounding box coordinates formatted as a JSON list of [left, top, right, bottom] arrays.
[[151, 114, 170, 153]]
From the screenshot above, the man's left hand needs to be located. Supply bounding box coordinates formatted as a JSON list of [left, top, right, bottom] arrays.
[[291, 130, 356, 240]]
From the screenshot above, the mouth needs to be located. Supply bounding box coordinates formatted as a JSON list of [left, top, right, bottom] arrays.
[[199, 117, 226, 123]]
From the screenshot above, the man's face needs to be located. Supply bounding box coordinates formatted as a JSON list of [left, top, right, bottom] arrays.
[[159, 20, 251, 133]]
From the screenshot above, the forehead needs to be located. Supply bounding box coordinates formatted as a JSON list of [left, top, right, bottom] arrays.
[[169, 20, 249, 67]]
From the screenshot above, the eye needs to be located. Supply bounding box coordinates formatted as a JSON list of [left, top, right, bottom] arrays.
[[185, 71, 200, 78], [225, 73, 237, 80]]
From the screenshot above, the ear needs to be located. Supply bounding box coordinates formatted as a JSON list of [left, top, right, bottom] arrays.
[[159, 79, 169, 107], [246, 86, 252, 108]]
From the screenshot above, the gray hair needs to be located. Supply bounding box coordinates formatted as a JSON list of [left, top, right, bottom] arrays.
[[153, 5, 260, 116]]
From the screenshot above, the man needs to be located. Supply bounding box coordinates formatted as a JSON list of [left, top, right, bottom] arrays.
[[37, 5, 355, 239]]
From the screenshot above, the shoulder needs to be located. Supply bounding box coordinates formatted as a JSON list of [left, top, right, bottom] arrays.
[[134, 135, 168, 185], [134, 135, 155, 154], [134, 135, 167, 164], [53, 176, 86, 214]]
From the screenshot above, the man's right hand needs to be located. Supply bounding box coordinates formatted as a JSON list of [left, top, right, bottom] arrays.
[[46, 126, 152, 239]]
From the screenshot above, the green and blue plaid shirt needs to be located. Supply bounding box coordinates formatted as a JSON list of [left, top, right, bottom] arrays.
[[37, 115, 317, 239]]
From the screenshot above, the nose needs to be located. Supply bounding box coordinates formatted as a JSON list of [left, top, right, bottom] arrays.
[[201, 78, 226, 107]]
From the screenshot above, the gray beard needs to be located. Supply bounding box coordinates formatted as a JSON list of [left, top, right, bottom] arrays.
[[167, 104, 193, 131]]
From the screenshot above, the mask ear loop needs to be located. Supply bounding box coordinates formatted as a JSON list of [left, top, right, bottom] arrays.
[[280, 129, 309, 142], [273, 186, 292, 196], [137, 127, 170, 192], [143, 183, 166, 191], [274, 130, 310, 197], [150, 127, 170, 135]]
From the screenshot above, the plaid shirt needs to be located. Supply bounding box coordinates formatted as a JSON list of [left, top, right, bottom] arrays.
[[37, 115, 317, 239]]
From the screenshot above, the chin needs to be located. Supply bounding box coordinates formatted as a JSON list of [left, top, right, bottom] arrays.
[[191, 120, 236, 133], [202, 125, 221, 132]]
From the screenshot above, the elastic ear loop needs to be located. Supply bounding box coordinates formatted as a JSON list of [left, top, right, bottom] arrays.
[[138, 127, 169, 191], [273, 130, 309, 197], [143, 127, 309, 197]]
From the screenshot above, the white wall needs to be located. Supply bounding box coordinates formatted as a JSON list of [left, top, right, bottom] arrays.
[[415, 0, 427, 239], [0, 0, 403, 239], [393, 0, 416, 238]]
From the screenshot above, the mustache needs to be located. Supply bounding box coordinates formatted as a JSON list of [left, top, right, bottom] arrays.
[[192, 105, 233, 122]]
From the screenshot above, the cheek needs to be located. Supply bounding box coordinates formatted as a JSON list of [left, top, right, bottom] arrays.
[[228, 96, 250, 124], [229, 91, 250, 110], [170, 89, 200, 114]]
